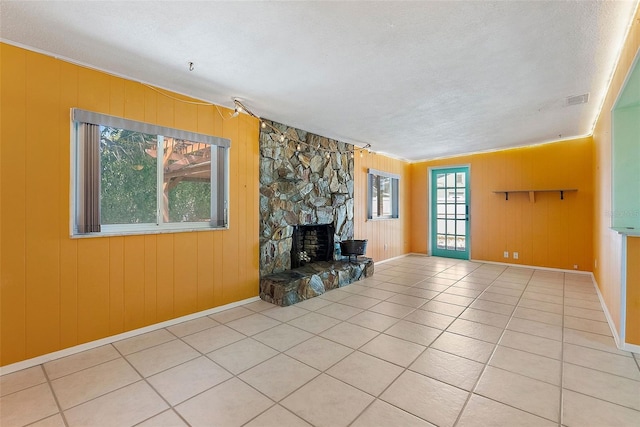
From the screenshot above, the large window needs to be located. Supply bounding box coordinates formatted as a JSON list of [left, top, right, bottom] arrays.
[[367, 169, 399, 219], [72, 109, 230, 236]]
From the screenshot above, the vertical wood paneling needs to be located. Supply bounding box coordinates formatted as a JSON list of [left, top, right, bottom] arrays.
[[25, 53, 61, 358], [244, 114, 260, 300], [410, 137, 594, 271], [76, 238, 110, 343], [212, 107, 225, 307], [58, 60, 79, 350], [109, 77, 125, 117], [354, 152, 411, 262], [173, 233, 199, 317], [78, 67, 110, 112], [144, 87, 158, 124], [124, 80, 144, 121], [197, 232, 214, 310], [0, 44, 27, 365], [109, 237, 125, 335], [144, 236, 157, 324], [156, 91, 174, 128], [221, 116, 241, 304], [237, 115, 249, 301], [123, 236, 145, 330], [409, 164, 428, 254], [156, 234, 175, 322], [0, 44, 262, 366], [531, 195, 549, 267], [250, 118, 261, 294], [173, 94, 197, 133]]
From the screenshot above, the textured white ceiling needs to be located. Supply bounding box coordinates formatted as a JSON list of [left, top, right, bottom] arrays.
[[1, 1, 637, 161]]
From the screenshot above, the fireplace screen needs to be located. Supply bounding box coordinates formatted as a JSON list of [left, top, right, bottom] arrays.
[[291, 224, 335, 268]]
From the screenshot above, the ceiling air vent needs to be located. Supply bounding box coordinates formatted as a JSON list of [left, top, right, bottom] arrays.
[[566, 93, 589, 106]]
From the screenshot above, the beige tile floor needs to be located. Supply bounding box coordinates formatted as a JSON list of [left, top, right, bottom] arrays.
[[2, 255, 639, 427]]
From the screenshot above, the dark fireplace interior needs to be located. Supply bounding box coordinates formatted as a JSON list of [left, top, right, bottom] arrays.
[[291, 224, 335, 268]]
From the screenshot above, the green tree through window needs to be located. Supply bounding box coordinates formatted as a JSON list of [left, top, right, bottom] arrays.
[[72, 108, 230, 236], [100, 127, 157, 224]]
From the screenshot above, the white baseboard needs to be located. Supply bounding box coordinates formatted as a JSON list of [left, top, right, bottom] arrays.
[[0, 296, 261, 376], [470, 259, 592, 275], [590, 273, 623, 346], [375, 253, 414, 265], [620, 342, 640, 353], [590, 273, 640, 354]]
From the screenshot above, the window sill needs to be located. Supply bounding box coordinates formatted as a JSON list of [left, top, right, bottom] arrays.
[[367, 217, 400, 222], [71, 225, 229, 239]]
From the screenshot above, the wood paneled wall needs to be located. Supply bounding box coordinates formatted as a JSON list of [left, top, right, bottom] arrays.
[[0, 44, 260, 366], [410, 138, 594, 271], [592, 5, 640, 343], [353, 153, 411, 262]]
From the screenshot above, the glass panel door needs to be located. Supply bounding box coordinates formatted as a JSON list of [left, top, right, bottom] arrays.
[[431, 167, 469, 259]]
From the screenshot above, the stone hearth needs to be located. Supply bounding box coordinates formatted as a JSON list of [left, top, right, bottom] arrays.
[[260, 258, 374, 306]]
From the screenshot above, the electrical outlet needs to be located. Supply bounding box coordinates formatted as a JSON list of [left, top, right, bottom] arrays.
[[503, 251, 509, 258], [384, 243, 388, 251], [595, 259, 598, 268], [573, 264, 578, 270], [513, 252, 519, 260]]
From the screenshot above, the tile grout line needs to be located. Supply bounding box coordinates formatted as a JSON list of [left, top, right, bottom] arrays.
[[451, 266, 533, 427], [343, 260, 477, 427], [199, 285, 414, 427], [232, 286, 410, 427], [320, 261, 469, 425], [272, 266, 560, 425], [559, 272, 566, 427], [360, 261, 569, 425], [40, 364, 71, 427], [149, 316, 337, 425], [108, 331, 195, 427], [164, 324, 291, 426]]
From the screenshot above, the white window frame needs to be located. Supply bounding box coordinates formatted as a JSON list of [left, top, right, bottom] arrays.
[[367, 168, 400, 220], [70, 108, 230, 237]]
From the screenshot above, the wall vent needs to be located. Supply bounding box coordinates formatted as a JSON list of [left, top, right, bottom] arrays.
[[566, 93, 589, 106]]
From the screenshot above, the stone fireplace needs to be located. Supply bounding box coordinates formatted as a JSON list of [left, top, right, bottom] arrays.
[[258, 120, 373, 306], [259, 120, 355, 276]]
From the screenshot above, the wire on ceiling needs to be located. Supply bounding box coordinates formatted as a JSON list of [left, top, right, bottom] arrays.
[[140, 84, 374, 157], [232, 99, 374, 158]]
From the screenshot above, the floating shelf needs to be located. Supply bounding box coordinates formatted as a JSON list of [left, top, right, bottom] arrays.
[[493, 189, 577, 202]]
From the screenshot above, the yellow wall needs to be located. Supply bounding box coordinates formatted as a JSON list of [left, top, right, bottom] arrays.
[[0, 43, 260, 367], [410, 138, 594, 271], [593, 6, 640, 343], [354, 153, 412, 262], [626, 237, 640, 344]]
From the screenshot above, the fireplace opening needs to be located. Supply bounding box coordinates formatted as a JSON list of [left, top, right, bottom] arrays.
[[291, 224, 335, 268]]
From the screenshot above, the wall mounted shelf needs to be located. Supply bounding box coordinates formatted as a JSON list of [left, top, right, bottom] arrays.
[[493, 189, 577, 202]]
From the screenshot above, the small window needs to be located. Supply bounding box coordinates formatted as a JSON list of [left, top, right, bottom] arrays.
[[71, 109, 230, 236], [367, 169, 399, 219]]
